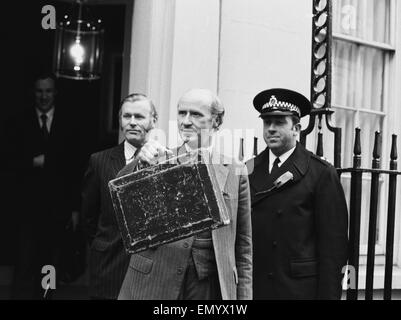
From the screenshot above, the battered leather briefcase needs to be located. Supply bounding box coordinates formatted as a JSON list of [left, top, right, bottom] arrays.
[[108, 150, 230, 254]]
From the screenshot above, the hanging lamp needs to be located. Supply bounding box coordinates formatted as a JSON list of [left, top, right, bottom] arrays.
[[53, 0, 104, 80]]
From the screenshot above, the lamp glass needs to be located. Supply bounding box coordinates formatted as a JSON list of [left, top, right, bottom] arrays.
[[54, 18, 104, 80]]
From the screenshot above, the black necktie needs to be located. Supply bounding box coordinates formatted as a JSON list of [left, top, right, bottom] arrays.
[[270, 157, 281, 176], [40, 114, 49, 141]]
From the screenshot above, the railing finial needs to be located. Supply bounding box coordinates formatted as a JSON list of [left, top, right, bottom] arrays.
[[372, 131, 382, 167], [390, 134, 398, 171], [353, 128, 361, 168]]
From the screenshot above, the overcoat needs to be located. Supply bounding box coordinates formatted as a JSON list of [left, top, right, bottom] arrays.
[[246, 143, 348, 299]]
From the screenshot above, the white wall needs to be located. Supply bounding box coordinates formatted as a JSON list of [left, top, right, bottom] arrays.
[[128, 0, 313, 155], [127, 0, 220, 148], [166, 0, 220, 148], [124, 0, 176, 144], [218, 0, 313, 159]]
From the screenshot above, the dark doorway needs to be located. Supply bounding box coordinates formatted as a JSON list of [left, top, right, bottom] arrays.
[[0, 0, 126, 272]]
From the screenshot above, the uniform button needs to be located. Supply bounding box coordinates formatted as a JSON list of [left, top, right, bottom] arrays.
[[267, 272, 274, 279], [272, 241, 278, 247], [276, 209, 283, 216], [183, 242, 189, 248], [177, 267, 184, 275]]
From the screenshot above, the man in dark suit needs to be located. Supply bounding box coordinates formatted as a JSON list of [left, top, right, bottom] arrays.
[[11, 73, 80, 299], [81, 93, 168, 299], [246, 88, 348, 300]]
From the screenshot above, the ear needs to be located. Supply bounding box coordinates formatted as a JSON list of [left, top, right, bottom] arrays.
[[150, 116, 157, 129], [293, 123, 301, 135], [211, 116, 220, 130]]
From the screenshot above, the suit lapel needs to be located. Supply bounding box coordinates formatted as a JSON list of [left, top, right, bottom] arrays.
[[212, 158, 229, 192], [29, 107, 41, 136], [248, 147, 270, 192], [49, 109, 56, 136], [110, 143, 126, 177]]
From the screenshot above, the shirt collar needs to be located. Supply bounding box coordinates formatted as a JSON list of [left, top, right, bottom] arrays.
[[269, 145, 296, 168], [124, 140, 137, 163], [36, 106, 55, 120]]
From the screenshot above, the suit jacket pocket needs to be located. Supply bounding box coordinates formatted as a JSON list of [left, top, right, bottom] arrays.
[[129, 254, 153, 274], [290, 258, 318, 278]]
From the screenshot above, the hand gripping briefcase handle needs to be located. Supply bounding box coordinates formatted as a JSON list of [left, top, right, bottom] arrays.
[[108, 149, 230, 254]]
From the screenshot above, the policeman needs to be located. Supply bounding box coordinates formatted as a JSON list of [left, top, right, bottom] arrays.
[[246, 88, 348, 300]]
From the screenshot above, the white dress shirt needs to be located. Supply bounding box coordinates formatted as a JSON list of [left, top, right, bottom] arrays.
[[269, 146, 296, 174], [124, 140, 137, 164], [36, 107, 55, 132]]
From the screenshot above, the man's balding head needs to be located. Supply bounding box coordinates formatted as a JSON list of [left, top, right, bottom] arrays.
[[178, 89, 224, 130], [177, 89, 224, 149]]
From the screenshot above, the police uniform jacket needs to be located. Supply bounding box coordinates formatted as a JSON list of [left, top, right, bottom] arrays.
[[246, 142, 348, 299]]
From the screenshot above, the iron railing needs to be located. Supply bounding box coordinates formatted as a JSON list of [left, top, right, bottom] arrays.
[[240, 0, 399, 300], [337, 129, 400, 300]]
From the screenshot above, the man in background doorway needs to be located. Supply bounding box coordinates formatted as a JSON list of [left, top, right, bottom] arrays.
[[11, 73, 80, 299]]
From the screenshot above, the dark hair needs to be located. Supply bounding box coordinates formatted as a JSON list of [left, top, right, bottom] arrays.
[[118, 93, 158, 121], [34, 72, 57, 86]]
